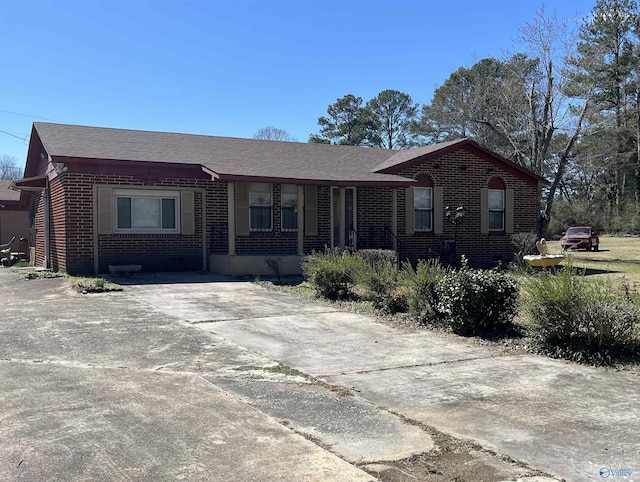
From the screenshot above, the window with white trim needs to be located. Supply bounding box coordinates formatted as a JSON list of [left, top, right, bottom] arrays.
[[414, 187, 433, 232], [250, 183, 273, 231], [114, 189, 180, 234], [281, 184, 298, 232], [488, 189, 505, 231]]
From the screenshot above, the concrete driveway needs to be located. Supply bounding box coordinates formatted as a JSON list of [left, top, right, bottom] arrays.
[[2, 270, 638, 481], [120, 272, 640, 482], [0, 270, 371, 481]]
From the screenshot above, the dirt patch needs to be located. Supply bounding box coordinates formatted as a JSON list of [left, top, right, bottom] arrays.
[[361, 448, 552, 481]]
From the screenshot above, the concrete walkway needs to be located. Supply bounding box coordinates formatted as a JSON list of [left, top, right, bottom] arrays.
[[121, 272, 640, 482]]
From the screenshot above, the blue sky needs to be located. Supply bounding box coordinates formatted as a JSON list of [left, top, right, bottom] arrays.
[[1, 1, 593, 169]]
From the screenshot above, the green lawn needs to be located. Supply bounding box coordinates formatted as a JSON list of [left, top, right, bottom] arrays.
[[545, 236, 640, 288]]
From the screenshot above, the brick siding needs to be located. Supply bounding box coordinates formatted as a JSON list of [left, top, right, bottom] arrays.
[[392, 148, 538, 267], [31, 145, 538, 274]]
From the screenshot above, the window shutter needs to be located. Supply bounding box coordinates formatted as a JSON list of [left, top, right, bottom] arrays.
[[434, 187, 443, 235], [97, 187, 113, 234], [236, 182, 250, 236], [181, 191, 195, 235], [304, 185, 318, 236], [480, 188, 489, 234], [505, 189, 514, 234], [405, 187, 415, 235]]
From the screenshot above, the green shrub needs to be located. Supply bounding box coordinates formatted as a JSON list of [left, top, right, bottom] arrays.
[[356, 254, 406, 315], [435, 260, 519, 335], [577, 300, 639, 363], [520, 264, 585, 348], [356, 249, 398, 270], [302, 248, 364, 300], [521, 266, 640, 364], [401, 259, 449, 322]]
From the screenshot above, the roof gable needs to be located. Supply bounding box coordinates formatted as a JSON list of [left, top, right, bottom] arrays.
[[373, 138, 548, 186]]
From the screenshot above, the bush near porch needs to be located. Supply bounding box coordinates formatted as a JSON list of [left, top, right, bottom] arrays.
[[302, 249, 519, 335]]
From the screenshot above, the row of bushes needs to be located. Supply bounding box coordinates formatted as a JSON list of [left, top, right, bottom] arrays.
[[302, 249, 518, 335], [301, 248, 640, 365]]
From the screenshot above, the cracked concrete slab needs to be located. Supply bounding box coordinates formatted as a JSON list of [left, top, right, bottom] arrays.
[[327, 355, 640, 481], [211, 377, 434, 463], [0, 361, 370, 482], [200, 313, 494, 377], [0, 271, 373, 481]]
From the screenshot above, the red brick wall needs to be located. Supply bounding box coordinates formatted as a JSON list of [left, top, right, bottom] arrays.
[[235, 184, 298, 255], [356, 187, 394, 250], [303, 185, 331, 253], [46, 172, 224, 275], [32, 191, 45, 268], [392, 148, 538, 267], [49, 177, 67, 272]]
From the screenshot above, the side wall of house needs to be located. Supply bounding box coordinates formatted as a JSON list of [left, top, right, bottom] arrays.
[[50, 177, 68, 272], [32, 191, 45, 268]]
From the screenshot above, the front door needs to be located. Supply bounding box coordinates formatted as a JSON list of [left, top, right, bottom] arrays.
[[331, 187, 356, 248]]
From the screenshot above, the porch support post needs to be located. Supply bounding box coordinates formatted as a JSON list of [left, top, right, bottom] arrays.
[[297, 185, 304, 255], [391, 187, 398, 251], [227, 182, 236, 256], [339, 187, 346, 249]]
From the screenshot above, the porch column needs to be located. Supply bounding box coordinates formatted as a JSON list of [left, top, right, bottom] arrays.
[[391, 187, 398, 251], [297, 185, 304, 255], [339, 187, 346, 249], [227, 183, 236, 256]]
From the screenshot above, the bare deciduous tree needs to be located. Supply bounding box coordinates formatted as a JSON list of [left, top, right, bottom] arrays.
[[253, 126, 296, 142], [0, 155, 22, 180]]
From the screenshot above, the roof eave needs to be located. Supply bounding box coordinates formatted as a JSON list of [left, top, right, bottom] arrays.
[[11, 175, 47, 191], [217, 174, 416, 187]]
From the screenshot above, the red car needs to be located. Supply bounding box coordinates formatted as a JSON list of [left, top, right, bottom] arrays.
[[561, 226, 600, 251]]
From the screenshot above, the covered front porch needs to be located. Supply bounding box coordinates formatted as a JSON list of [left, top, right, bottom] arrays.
[[207, 184, 402, 276]]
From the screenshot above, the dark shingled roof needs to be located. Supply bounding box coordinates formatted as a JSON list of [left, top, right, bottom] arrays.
[[0, 180, 20, 202], [33, 123, 414, 184], [32, 123, 547, 186], [372, 139, 468, 172]]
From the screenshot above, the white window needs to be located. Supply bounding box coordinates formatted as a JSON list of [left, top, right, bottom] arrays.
[[281, 184, 298, 232], [488, 189, 505, 231], [414, 187, 433, 232], [114, 189, 180, 234], [250, 183, 272, 231]]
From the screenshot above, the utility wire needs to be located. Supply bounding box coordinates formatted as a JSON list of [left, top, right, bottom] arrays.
[[0, 129, 28, 141], [0, 109, 63, 123]]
